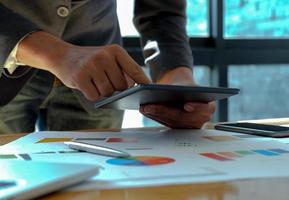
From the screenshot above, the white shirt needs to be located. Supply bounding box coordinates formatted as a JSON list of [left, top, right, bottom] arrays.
[[3, 36, 26, 74]]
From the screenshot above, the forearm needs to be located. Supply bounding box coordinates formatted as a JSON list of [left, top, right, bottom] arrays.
[[16, 31, 150, 101], [157, 66, 196, 85], [16, 31, 72, 74], [133, 0, 193, 82]]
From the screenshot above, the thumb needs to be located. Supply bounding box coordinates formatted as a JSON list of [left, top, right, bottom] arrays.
[[184, 103, 196, 112]]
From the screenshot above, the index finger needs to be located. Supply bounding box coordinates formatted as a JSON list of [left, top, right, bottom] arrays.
[[111, 45, 151, 84]]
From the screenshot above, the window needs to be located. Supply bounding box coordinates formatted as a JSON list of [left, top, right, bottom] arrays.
[[186, 0, 209, 37], [193, 66, 211, 86], [118, 0, 289, 123], [117, 0, 209, 37], [229, 65, 289, 121], [224, 0, 289, 38], [116, 0, 138, 36]]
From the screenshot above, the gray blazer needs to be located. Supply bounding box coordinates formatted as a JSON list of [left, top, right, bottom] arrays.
[[0, 0, 193, 106]]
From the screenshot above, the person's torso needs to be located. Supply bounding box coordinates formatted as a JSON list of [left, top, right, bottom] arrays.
[[1, 0, 122, 46]]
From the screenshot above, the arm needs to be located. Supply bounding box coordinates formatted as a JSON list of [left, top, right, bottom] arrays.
[[133, 0, 193, 82], [134, 0, 215, 129], [16, 31, 150, 100], [0, 3, 150, 101]]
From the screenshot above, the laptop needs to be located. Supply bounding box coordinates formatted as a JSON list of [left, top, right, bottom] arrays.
[[0, 160, 99, 200]]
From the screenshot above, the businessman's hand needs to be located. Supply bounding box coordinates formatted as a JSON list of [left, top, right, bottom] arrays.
[[17, 31, 150, 101], [139, 67, 215, 129], [51, 44, 150, 100]]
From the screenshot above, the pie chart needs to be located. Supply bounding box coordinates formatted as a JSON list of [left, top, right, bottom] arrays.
[[106, 156, 175, 166]]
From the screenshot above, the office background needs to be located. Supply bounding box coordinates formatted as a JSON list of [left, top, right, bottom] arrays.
[[117, 0, 289, 127]]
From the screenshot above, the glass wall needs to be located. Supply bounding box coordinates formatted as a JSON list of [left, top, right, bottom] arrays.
[[118, 0, 289, 123], [224, 0, 289, 38], [117, 0, 209, 37], [116, 0, 138, 36], [229, 65, 289, 121], [186, 0, 209, 36]]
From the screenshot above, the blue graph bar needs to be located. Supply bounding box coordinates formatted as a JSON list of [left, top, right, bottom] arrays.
[[269, 149, 289, 154], [253, 150, 280, 156]]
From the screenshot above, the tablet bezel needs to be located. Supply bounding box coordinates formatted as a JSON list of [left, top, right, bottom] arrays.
[[94, 84, 239, 110]]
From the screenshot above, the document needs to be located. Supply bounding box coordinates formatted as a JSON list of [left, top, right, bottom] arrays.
[[1, 128, 289, 190]]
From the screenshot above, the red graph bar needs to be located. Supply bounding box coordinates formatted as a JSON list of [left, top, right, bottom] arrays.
[[200, 153, 233, 161]]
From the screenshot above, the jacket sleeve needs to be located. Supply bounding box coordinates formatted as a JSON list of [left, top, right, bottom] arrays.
[[0, 3, 39, 77], [133, 0, 193, 82]]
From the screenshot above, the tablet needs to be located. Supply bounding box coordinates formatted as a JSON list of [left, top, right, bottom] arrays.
[[0, 160, 98, 200], [94, 84, 239, 110]]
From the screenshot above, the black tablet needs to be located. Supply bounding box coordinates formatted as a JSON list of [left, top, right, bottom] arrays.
[[94, 84, 240, 110]]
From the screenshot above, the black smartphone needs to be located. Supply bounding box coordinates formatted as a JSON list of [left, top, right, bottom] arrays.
[[215, 122, 289, 138]]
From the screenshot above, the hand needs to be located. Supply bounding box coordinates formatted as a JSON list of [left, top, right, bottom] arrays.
[[17, 31, 151, 101], [51, 44, 150, 100], [139, 67, 216, 129]]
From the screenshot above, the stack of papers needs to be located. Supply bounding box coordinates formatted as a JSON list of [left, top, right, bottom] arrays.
[[1, 128, 289, 190]]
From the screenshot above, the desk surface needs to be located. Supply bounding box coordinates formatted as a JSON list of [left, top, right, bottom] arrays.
[[2, 118, 289, 200]]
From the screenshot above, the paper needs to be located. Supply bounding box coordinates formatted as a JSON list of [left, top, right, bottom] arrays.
[[2, 129, 289, 190]]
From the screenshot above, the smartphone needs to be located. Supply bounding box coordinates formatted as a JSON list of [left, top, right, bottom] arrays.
[[215, 122, 289, 138]]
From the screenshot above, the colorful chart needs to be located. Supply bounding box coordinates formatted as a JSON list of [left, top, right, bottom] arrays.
[[75, 138, 106, 141], [36, 137, 106, 143], [175, 141, 194, 147], [106, 137, 138, 143], [36, 138, 73, 143], [200, 148, 289, 161], [106, 156, 175, 166], [0, 154, 17, 159], [125, 147, 153, 150], [203, 136, 241, 142], [0, 150, 81, 161]]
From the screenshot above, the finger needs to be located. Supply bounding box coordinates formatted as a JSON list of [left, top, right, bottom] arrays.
[[184, 102, 216, 114], [208, 101, 216, 113], [76, 76, 100, 101], [103, 60, 128, 91], [142, 111, 202, 129], [124, 72, 135, 88], [141, 104, 184, 121], [91, 70, 114, 97], [141, 113, 175, 128], [109, 45, 151, 84], [184, 103, 196, 112], [140, 104, 211, 129]]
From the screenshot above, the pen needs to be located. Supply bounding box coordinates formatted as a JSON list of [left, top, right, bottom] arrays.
[[65, 141, 130, 158]]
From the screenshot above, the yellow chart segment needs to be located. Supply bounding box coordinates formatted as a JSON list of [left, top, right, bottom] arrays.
[[36, 138, 73, 143]]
